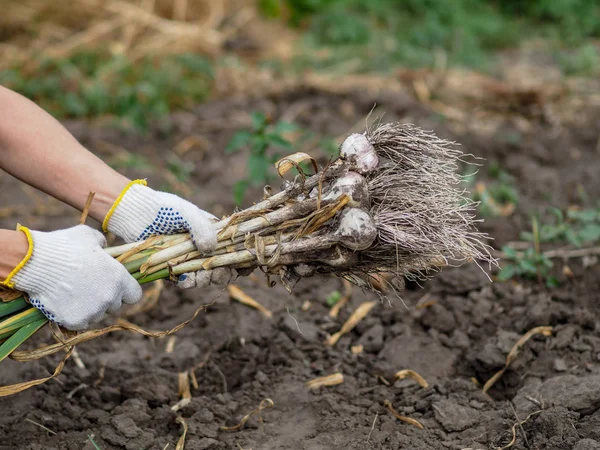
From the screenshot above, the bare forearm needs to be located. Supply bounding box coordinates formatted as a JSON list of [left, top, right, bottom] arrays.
[[0, 229, 28, 279], [0, 86, 130, 222]]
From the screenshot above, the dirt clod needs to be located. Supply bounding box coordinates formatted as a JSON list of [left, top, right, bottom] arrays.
[[432, 399, 480, 432]]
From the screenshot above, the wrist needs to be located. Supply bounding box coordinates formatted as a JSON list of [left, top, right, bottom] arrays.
[[88, 174, 132, 223], [102, 180, 150, 235], [0, 227, 32, 284]]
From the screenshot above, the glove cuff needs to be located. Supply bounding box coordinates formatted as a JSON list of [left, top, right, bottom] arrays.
[[102, 179, 149, 233], [11, 229, 73, 295], [0, 225, 34, 289], [103, 180, 156, 242]]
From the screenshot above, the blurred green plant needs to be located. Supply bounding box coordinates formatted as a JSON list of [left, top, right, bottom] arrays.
[[319, 136, 341, 158], [499, 204, 600, 287], [261, 0, 600, 73], [520, 205, 600, 247], [498, 217, 558, 287], [325, 290, 343, 307], [226, 112, 297, 205], [166, 153, 195, 183], [497, 0, 600, 43], [466, 162, 519, 217], [556, 44, 600, 76], [498, 245, 557, 287], [108, 153, 153, 171], [0, 52, 213, 131]]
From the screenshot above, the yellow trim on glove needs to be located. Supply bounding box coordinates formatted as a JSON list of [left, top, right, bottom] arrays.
[[0, 225, 34, 288], [102, 179, 148, 233]]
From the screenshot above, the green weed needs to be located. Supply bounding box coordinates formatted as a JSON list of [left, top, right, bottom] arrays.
[[498, 245, 557, 287], [520, 205, 600, 247], [319, 137, 341, 158], [498, 217, 558, 287], [499, 204, 600, 286], [466, 163, 519, 217], [166, 154, 195, 183], [0, 52, 213, 131], [226, 112, 297, 204], [263, 0, 600, 73], [108, 153, 153, 171], [87, 435, 102, 450], [325, 290, 343, 307]]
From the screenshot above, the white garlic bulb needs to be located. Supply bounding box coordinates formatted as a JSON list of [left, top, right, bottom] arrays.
[[340, 133, 379, 174], [324, 171, 369, 206], [334, 208, 377, 251]]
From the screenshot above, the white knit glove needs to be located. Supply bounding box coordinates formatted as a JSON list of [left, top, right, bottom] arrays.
[[104, 181, 230, 289], [5, 225, 142, 330]]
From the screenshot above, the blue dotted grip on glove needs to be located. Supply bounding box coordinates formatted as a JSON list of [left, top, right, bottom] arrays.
[[137, 207, 191, 241], [29, 298, 59, 325]]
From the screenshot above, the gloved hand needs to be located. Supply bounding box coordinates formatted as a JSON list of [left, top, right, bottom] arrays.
[[175, 268, 233, 289], [2, 225, 142, 330], [104, 180, 232, 289]]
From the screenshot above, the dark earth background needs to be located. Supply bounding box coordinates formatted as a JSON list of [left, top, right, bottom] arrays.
[[1, 82, 599, 450]]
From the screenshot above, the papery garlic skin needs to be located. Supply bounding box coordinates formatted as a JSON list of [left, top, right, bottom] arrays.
[[340, 133, 379, 174]]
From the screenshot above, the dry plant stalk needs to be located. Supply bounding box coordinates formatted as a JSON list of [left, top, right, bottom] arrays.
[[305, 373, 344, 389], [175, 416, 188, 450], [24, 418, 57, 436], [483, 326, 553, 393], [393, 370, 429, 389], [165, 336, 177, 353], [172, 371, 192, 412], [0, 0, 228, 70], [0, 348, 73, 397], [383, 399, 424, 430], [227, 285, 273, 319], [219, 399, 275, 432], [351, 345, 363, 354], [79, 191, 95, 225], [10, 302, 213, 362], [0, 288, 23, 302], [275, 152, 317, 177], [496, 410, 543, 450], [326, 301, 377, 346]]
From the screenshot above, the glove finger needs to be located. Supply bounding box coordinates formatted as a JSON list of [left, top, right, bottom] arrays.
[[176, 271, 219, 289], [111, 260, 143, 305], [81, 308, 108, 329], [64, 320, 90, 332], [122, 274, 143, 305], [193, 271, 213, 288], [211, 268, 233, 286], [185, 207, 218, 255], [106, 297, 123, 314], [176, 272, 197, 289], [65, 308, 105, 331], [72, 224, 107, 248]]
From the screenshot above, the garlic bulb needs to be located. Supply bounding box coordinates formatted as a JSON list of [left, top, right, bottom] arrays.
[[334, 208, 377, 251], [340, 133, 379, 174], [324, 171, 369, 206]]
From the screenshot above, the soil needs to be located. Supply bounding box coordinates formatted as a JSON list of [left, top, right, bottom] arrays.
[[1, 82, 600, 450]]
